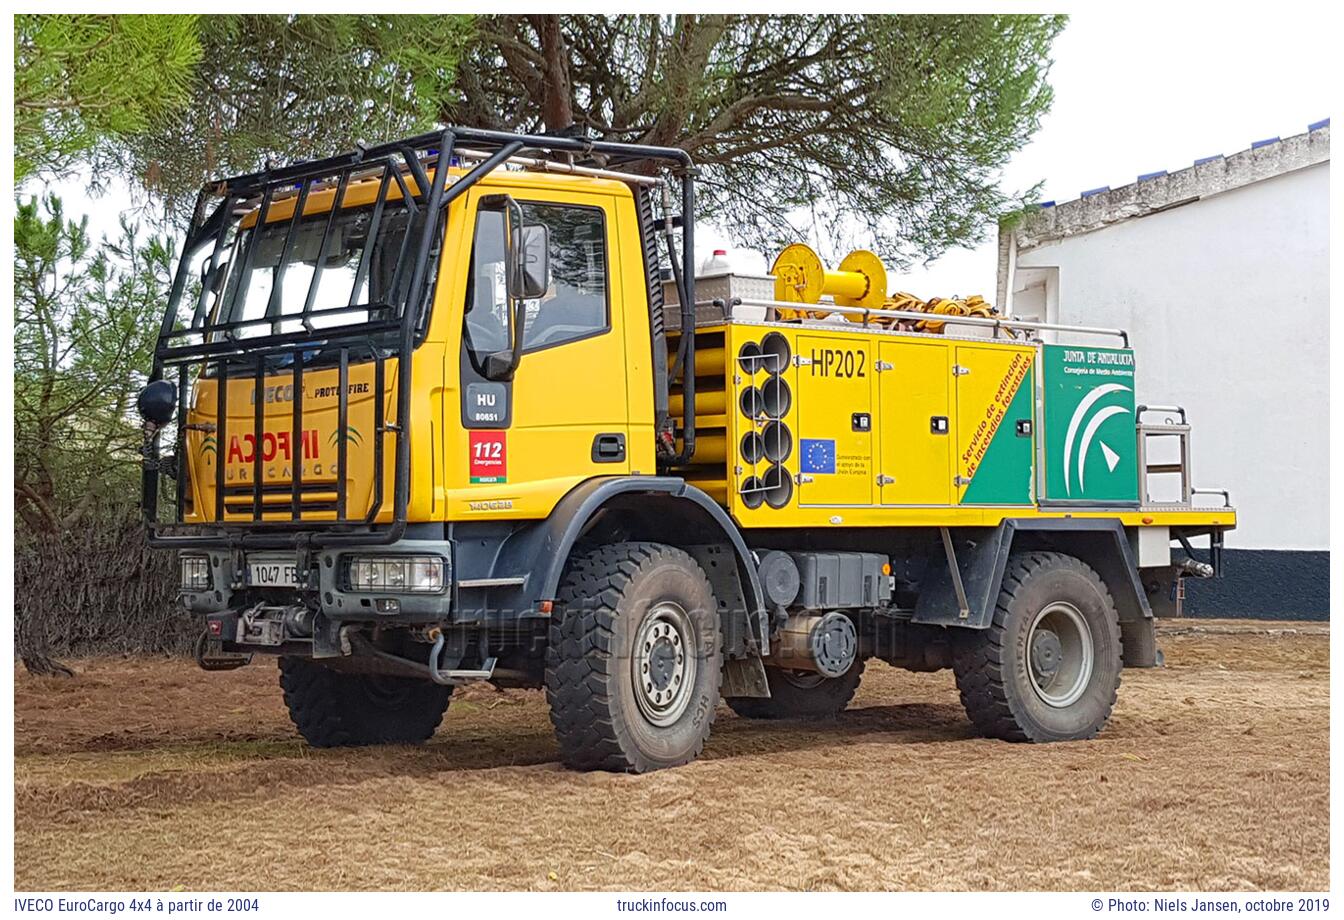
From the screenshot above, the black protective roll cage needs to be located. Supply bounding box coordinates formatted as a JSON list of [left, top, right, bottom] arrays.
[[142, 126, 699, 550]]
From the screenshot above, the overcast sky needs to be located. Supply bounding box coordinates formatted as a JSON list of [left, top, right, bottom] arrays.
[[31, 9, 1336, 306]]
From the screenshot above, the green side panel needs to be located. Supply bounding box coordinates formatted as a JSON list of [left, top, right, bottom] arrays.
[[962, 367, 1034, 505], [1042, 345, 1138, 503]]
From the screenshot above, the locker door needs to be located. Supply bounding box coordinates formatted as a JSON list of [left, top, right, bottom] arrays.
[[877, 341, 952, 505], [953, 344, 1035, 505], [796, 335, 874, 505]]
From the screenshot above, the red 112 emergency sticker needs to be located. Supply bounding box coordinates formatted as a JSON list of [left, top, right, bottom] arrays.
[[469, 431, 507, 483]]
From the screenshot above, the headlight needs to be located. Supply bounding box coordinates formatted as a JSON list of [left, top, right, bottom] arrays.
[[346, 555, 446, 594], [180, 554, 211, 591]]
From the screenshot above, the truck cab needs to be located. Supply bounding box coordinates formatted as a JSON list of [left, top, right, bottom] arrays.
[[139, 128, 1234, 772]]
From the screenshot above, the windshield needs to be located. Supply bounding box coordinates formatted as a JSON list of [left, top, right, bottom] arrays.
[[211, 200, 422, 340]]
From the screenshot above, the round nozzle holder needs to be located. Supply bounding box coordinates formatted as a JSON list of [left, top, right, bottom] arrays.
[[740, 475, 766, 510], [761, 377, 791, 418], [760, 332, 791, 375], [762, 421, 792, 463], [763, 465, 793, 509], [740, 431, 766, 464]]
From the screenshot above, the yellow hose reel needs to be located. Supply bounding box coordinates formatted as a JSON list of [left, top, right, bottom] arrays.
[[770, 243, 887, 322], [769, 241, 997, 333]]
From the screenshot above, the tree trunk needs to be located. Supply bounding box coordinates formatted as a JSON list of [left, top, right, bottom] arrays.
[[21, 654, 76, 679], [533, 15, 574, 132]]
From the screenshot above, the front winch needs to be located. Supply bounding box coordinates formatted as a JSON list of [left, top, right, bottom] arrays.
[[232, 602, 314, 647]]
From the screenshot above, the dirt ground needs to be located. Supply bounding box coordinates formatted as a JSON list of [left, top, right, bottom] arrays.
[[13, 620, 1328, 892]]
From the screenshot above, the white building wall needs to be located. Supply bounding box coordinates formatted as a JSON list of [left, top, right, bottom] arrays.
[[1013, 162, 1328, 551]]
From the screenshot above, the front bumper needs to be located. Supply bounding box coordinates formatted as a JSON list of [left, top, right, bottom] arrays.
[[179, 538, 454, 623]]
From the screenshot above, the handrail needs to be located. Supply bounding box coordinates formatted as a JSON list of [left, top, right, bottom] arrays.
[[1137, 404, 1188, 424], [731, 297, 1130, 346], [1191, 488, 1232, 508]]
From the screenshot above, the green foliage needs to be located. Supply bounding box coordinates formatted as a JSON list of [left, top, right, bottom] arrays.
[[114, 14, 474, 213], [997, 201, 1044, 234], [14, 14, 202, 181], [22, 13, 1057, 265], [14, 194, 172, 535], [453, 14, 1066, 266]]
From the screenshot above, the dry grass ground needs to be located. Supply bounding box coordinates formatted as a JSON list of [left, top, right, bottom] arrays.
[[13, 620, 1328, 891]]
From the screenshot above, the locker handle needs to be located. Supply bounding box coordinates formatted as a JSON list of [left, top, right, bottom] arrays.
[[930, 416, 949, 434]]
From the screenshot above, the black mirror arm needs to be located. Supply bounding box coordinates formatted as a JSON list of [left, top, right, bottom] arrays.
[[482, 293, 529, 382]]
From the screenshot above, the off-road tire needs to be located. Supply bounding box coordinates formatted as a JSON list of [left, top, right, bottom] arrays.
[[546, 542, 723, 773], [953, 551, 1122, 742], [726, 659, 865, 720], [278, 657, 452, 747]]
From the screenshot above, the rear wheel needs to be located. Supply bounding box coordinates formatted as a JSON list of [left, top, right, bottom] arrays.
[[278, 657, 451, 747], [726, 659, 865, 720], [953, 551, 1122, 742], [546, 542, 722, 773]]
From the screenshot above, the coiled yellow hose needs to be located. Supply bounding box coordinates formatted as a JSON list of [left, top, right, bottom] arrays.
[[880, 293, 996, 333]]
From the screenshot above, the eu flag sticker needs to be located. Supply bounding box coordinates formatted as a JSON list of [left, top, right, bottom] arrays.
[[801, 438, 836, 474]]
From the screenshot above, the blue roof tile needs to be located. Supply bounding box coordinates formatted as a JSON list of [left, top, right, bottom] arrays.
[[1138, 170, 1168, 181], [1194, 154, 1223, 166], [1251, 137, 1280, 149], [1080, 186, 1110, 198], [1309, 118, 1330, 131]]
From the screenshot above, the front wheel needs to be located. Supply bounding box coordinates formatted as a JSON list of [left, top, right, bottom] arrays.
[[546, 542, 723, 773], [278, 658, 452, 747], [953, 551, 1122, 742]]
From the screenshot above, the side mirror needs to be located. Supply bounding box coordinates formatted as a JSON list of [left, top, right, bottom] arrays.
[[509, 224, 549, 300], [478, 194, 550, 383]]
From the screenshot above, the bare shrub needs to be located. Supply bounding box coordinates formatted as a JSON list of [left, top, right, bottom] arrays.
[[15, 507, 194, 668]]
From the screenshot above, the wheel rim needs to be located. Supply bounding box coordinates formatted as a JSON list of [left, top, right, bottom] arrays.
[[632, 602, 697, 727], [1026, 601, 1094, 708]]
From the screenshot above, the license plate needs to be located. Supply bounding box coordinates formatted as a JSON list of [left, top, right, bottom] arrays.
[[248, 558, 299, 587]]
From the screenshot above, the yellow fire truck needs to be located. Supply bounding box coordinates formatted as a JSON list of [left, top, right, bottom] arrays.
[[138, 128, 1234, 772]]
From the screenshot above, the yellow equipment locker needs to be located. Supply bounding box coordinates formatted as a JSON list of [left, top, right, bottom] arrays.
[[796, 334, 874, 506], [877, 340, 953, 505]]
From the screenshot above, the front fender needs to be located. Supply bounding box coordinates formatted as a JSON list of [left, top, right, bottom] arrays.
[[450, 476, 765, 631]]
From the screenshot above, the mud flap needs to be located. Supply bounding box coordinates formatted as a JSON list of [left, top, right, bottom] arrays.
[[1120, 617, 1163, 668], [721, 657, 770, 698]]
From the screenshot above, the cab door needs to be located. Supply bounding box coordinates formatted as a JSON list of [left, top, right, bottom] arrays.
[[453, 189, 631, 514], [876, 340, 953, 505]]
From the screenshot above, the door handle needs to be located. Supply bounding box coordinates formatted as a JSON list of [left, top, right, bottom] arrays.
[[930, 416, 949, 434], [592, 433, 626, 463]]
